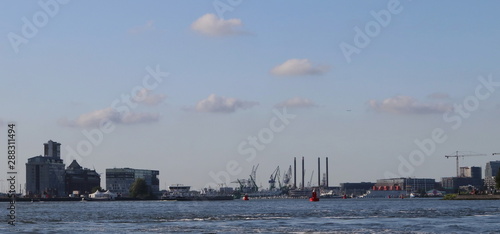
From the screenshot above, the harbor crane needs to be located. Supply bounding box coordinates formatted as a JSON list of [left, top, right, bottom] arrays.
[[269, 166, 281, 190], [283, 165, 292, 186], [232, 164, 260, 193], [307, 170, 314, 188], [445, 151, 486, 177], [249, 164, 259, 190]]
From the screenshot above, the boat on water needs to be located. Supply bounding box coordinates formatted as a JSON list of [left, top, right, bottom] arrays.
[[320, 189, 343, 199], [161, 184, 234, 201], [84, 190, 117, 201]]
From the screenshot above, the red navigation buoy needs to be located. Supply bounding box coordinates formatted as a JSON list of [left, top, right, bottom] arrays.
[[309, 189, 319, 202]]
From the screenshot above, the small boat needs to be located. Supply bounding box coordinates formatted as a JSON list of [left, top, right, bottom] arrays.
[[242, 194, 249, 200]]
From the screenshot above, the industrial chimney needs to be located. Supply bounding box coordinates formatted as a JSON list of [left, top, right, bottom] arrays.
[[317, 157, 321, 188], [326, 157, 329, 188], [293, 157, 297, 189], [301, 157, 305, 190]]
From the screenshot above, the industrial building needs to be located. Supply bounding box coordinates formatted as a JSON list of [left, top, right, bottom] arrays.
[[65, 160, 101, 196], [25, 140, 66, 197], [106, 168, 159, 197], [375, 178, 436, 193]]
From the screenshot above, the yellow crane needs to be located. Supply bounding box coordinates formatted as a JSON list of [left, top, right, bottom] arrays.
[[445, 151, 486, 177]]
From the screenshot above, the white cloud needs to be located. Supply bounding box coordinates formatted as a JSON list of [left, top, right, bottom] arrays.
[[194, 94, 258, 113], [191, 13, 243, 36], [270, 59, 330, 77], [132, 88, 166, 106], [368, 96, 453, 115], [128, 20, 155, 34], [60, 108, 159, 128], [275, 97, 316, 109]]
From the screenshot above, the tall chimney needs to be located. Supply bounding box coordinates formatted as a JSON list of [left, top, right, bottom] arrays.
[[326, 157, 329, 188], [318, 157, 321, 188], [293, 157, 297, 189], [301, 157, 305, 190]]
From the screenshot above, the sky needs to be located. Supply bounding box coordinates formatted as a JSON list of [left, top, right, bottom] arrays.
[[2, 0, 500, 192]]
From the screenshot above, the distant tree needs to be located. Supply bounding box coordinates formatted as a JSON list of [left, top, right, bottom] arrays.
[[495, 169, 500, 189], [91, 186, 103, 193], [129, 178, 151, 199]]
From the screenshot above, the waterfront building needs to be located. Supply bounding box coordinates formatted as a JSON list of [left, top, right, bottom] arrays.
[[25, 140, 66, 197], [441, 166, 482, 192], [340, 182, 375, 196], [65, 160, 101, 196], [375, 178, 436, 193], [106, 168, 159, 197], [484, 161, 500, 189]]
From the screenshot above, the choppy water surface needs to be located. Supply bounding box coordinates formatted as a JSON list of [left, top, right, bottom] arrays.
[[3, 198, 500, 233]]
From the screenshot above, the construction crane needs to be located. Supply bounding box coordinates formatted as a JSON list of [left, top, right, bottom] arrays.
[[307, 170, 314, 188], [268, 166, 281, 190], [249, 164, 259, 191], [445, 151, 486, 177], [283, 165, 292, 186]]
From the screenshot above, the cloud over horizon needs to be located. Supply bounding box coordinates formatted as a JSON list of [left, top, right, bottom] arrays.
[[194, 94, 258, 113], [59, 108, 159, 128], [191, 13, 243, 37], [368, 96, 453, 115], [275, 97, 316, 109], [270, 59, 330, 77]]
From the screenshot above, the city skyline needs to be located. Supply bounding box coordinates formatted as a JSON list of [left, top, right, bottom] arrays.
[[2, 1, 500, 190]]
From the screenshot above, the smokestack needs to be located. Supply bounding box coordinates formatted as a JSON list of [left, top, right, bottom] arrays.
[[301, 157, 305, 190], [326, 157, 329, 188], [318, 157, 321, 188], [293, 157, 297, 189]]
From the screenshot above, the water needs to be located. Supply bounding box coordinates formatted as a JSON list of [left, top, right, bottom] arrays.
[[3, 198, 500, 233]]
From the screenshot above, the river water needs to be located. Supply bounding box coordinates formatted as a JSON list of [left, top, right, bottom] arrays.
[[3, 198, 500, 233]]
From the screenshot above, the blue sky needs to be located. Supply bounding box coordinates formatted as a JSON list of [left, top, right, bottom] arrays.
[[2, 0, 500, 191]]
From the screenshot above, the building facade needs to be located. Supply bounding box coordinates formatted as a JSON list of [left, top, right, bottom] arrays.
[[441, 166, 482, 192], [65, 160, 101, 196], [484, 161, 500, 189], [376, 178, 436, 193], [106, 168, 159, 197], [340, 182, 375, 196], [26, 140, 66, 197]]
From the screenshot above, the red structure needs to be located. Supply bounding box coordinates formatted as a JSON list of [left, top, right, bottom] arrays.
[[309, 189, 319, 202]]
